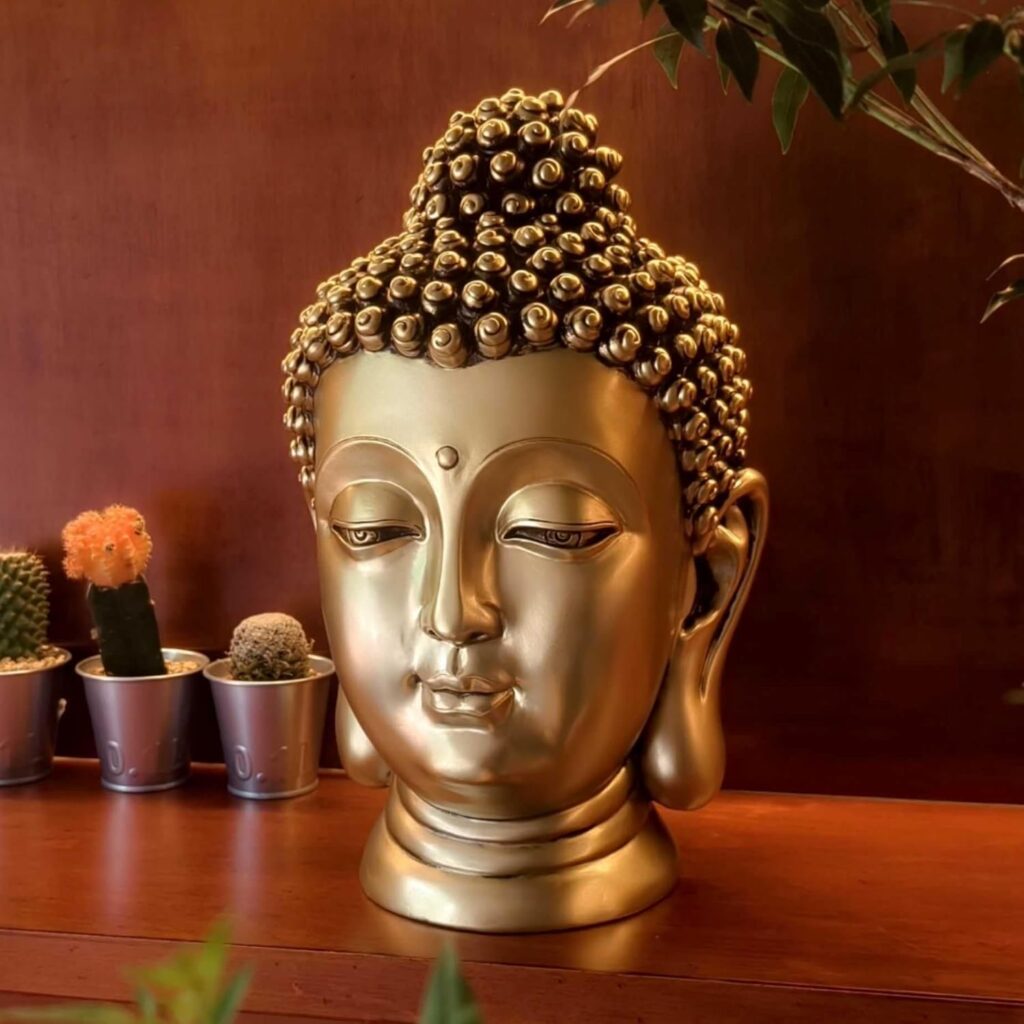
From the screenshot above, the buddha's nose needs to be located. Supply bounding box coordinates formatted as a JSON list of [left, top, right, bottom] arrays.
[[420, 526, 502, 646]]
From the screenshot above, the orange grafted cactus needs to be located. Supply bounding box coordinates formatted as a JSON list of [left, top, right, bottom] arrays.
[[62, 506, 153, 589]]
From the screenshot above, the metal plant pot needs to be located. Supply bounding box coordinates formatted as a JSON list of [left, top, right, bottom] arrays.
[[0, 649, 71, 786], [76, 648, 207, 793], [204, 655, 333, 800]]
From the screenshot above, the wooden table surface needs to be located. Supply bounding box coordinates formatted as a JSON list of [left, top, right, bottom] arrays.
[[0, 760, 1020, 1023]]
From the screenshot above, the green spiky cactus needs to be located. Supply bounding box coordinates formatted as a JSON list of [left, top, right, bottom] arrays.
[[229, 613, 312, 681], [0, 552, 50, 663], [86, 579, 166, 677]]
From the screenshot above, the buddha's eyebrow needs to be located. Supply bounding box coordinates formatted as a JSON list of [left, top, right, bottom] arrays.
[[314, 437, 427, 515], [319, 435, 639, 497], [317, 435, 418, 468], [474, 437, 642, 510], [479, 436, 636, 471]]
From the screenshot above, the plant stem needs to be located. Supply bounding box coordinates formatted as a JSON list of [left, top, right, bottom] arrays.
[[557, 0, 1024, 214], [890, 0, 980, 18], [833, 4, 981, 159], [728, 0, 1024, 212]]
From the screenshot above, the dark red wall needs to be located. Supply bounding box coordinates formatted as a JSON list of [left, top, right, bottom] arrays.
[[1, 0, 1020, 800]]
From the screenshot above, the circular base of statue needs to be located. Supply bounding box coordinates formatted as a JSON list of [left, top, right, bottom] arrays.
[[358, 773, 679, 933]]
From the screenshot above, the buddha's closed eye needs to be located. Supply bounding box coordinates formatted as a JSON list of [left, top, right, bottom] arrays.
[[331, 521, 423, 550], [496, 482, 623, 557], [501, 522, 619, 552]]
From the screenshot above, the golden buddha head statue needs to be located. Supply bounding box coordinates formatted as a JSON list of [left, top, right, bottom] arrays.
[[282, 88, 767, 932]]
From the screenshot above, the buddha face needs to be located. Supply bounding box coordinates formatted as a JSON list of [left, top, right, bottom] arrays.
[[314, 348, 691, 818]]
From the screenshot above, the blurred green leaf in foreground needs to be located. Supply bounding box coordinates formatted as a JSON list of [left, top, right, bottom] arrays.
[[0, 922, 252, 1024]]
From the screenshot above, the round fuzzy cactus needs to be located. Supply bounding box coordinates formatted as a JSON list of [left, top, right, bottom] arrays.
[[229, 613, 313, 681], [0, 552, 50, 662]]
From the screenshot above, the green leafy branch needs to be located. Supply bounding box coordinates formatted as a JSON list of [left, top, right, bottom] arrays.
[[545, 0, 1024, 320], [0, 929, 486, 1024], [0, 923, 252, 1024], [419, 945, 484, 1024]]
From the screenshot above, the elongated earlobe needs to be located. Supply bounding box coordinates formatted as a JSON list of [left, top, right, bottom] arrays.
[[638, 469, 768, 810], [336, 686, 391, 787]]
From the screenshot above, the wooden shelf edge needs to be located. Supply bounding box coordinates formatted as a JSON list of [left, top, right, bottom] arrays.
[[0, 992, 357, 1024], [1, 929, 1022, 1024]]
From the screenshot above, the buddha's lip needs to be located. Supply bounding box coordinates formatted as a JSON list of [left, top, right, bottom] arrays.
[[419, 679, 516, 725], [420, 673, 510, 695]]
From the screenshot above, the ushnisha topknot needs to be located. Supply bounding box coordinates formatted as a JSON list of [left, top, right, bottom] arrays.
[[282, 87, 752, 537]]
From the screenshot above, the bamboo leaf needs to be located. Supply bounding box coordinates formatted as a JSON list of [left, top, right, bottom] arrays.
[[567, 34, 663, 104], [567, 1, 599, 26], [658, 0, 708, 51], [863, 0, 893, 41], [759, 0, 840, 53], [419, 947, 483, 1024], [716, 45, 732, 92], [211, 968, 253, 1024], [716, 21, 760, 100], [848, 38, 940, 109], [541, 0, 589, 23], [961, 17, 1004, 89], [168, 987, 201, 1024], [759, 0, 844, 117], [942, 28, 966, 92], [135, 987, 158, 1023], [987, 253, 1024, 279], [132, 960, 192, 993], [881, 22, 917, 101], [772, 66, 810, 153], [653, 26, 685, 86], [982, 279, 1024, 322], [190, 922, 229, 990], [1, 1008, 136, 1024]]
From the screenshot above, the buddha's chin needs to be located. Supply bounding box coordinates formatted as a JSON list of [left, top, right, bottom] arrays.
[[398, 724, 552, 810], [400, 733, 609, 820]]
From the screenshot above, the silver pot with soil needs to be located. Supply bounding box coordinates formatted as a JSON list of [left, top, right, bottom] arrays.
[[204, 655, 333, 800], [0, 647, 71, 786], [76, 647, 207, 792]]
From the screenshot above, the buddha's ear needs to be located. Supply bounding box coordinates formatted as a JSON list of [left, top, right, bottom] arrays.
[[638, 469, 768, 810], [336, 688, 392, 787]]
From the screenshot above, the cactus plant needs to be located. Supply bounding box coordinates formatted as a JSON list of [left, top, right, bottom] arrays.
[[0, 552, 50, 664], [229, 613, 312, 681], [62, 506, 166, 677]]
